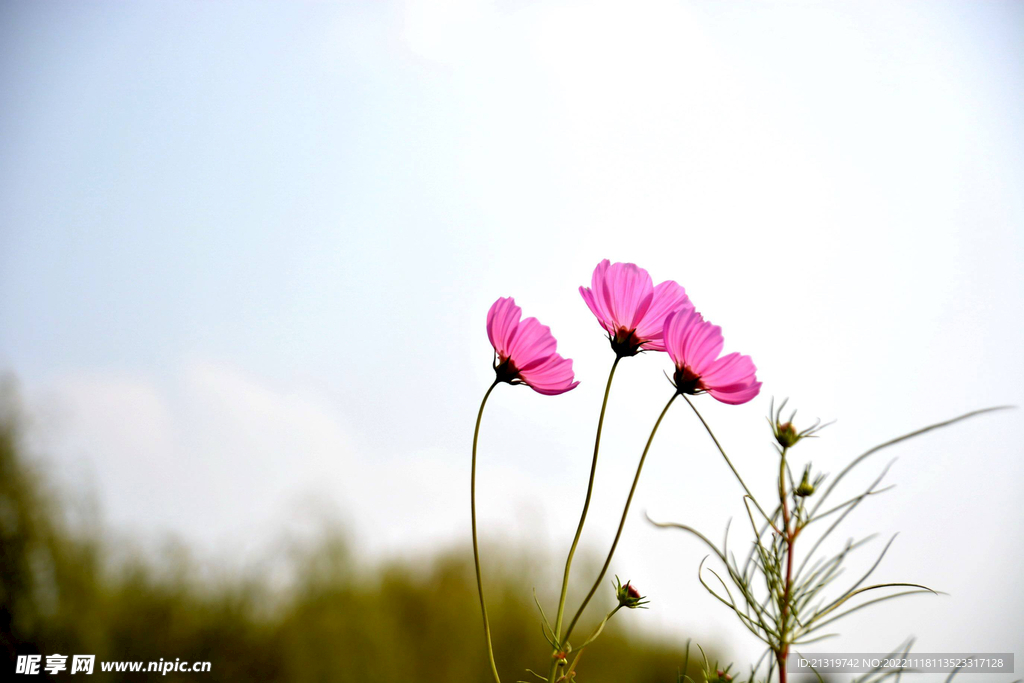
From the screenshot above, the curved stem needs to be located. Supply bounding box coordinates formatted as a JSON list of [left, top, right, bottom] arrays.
[[547, 356, 620, 683], [552, 358, 620, 633], [560, 605, 622, 680], [562, 392, 677, 646], [577, 605, 622, 650], [778, 446, 792, 683], [471, 379, 502, 683], [682, 395, 771, 522]]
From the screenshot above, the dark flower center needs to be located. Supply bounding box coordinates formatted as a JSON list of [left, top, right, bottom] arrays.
[[609, 327, 643, 358], [494, 356, 521, 384], [673, 366, 703, 395]]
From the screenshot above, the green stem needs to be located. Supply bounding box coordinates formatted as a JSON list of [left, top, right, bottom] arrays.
[[471, 379, 502, 683], [563, 605, 622, 679], [578, 605, 622, 649], [562, 392, 678, 646], [682, 395, 772, 522], [778, 446, 793, 683], [552, 357, 621, 636], [547, 356, 620, 683]]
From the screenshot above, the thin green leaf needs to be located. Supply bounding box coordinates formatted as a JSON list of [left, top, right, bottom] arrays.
[[804, 588, 937, 634], [811, 406, 1012, 515]]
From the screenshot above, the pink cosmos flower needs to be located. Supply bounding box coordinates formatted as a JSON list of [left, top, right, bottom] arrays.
[[663, 307, 761, 405], [579, 259, 692, 357], [486, 297, 579, 395]]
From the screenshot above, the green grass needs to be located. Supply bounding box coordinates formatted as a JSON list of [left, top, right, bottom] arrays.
[[0, 380, 709, 682]]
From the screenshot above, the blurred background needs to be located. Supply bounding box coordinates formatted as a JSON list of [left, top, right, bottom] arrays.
[[1, 1, 1022, 681]]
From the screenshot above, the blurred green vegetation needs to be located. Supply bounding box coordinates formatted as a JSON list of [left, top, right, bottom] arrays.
[[0, 382, 708, 682]]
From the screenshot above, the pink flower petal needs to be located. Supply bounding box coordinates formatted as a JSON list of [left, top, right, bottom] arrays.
[[579, 286, 612, 335], [486, 296, 578, 396], [505, 317, 555, 366], [707, 380, 762, 405], [634, 280, 691, 348], [486, 297, 521, 358], [520, 355, 580, 395], [663, 310, 759, 405], [580, 260, 691, 355], [686, 320, 725, 376], [600, 261, 654, 331], [664, 308, 715, 370], [702, 353, 757, 388]]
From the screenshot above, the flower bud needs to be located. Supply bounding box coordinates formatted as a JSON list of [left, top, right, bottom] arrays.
[[770, 400, 832, 449], [795, 463, 817, 497], [775, 421, 801, 448], [613, 575, 649, 609]]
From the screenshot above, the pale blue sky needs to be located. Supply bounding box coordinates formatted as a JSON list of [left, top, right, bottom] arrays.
[[2, 0, 1023, 675]]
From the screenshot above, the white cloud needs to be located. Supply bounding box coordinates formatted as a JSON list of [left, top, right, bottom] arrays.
[[31, 362, 546, 563], [35, 364, 358, 558]]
